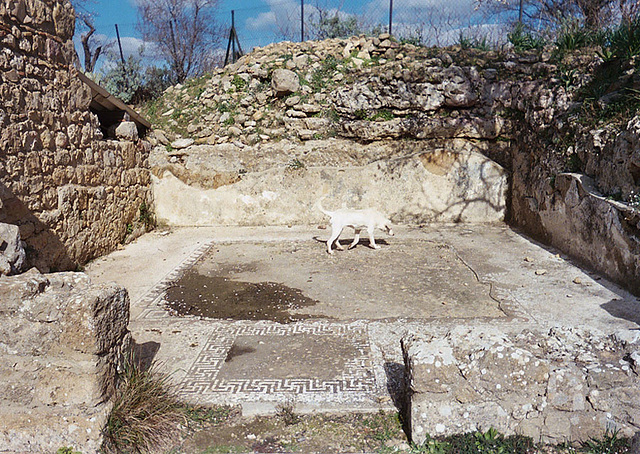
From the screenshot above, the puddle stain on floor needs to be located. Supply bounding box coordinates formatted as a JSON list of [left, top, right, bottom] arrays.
[[164, 268, 324, 323]]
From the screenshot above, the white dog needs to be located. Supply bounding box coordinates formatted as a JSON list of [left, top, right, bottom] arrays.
[[317, 198, 394, 254]]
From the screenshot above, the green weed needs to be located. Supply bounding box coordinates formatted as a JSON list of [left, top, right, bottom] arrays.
[[556, 20, 605, 52], [604, 14, 640, 60], [581, 429, 630, 454], [371, 109, 395, 121], [231, 74, 247, 91], [459, 33, 492, 51], [287, 158, 305, 170], [275, 399, 300, 426], [508, 23, 546, 51], [56, 448, 81, 454], [139, 201, 155, 231]]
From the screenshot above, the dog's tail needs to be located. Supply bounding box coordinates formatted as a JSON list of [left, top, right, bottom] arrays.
[[315, 196, 333, 217]]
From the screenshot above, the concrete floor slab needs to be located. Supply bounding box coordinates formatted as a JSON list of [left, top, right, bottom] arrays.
[[86, 224, 640, 415]]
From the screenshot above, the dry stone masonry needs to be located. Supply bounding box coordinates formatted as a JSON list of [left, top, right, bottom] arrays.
[[0, 0, 153, 273], [403, 327, 640, 445], [1, 0, 147, 450]]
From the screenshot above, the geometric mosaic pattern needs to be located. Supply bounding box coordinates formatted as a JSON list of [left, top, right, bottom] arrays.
[[178, 323, 378, 404], [131, 237, 522, 407], [135, 240, 214, 320]]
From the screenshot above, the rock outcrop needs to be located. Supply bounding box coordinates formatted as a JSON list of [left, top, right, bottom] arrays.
[[0, 222, 26, 275], [144, 35, 639, 295]]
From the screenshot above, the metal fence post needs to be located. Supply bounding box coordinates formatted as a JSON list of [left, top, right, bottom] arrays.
[[518, 0, 523, 24], [388, 0, 393, 35], [301, 0, 305, 41]]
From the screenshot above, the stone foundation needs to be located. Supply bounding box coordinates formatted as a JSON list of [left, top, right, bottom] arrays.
[[0, 268, 131, 453], [403, 327, 640, 445]]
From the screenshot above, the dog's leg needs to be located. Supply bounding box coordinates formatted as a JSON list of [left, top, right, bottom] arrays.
[[367, 226, 380, 249], [327, 226, 344, 254], [348, 229, 361, 249]]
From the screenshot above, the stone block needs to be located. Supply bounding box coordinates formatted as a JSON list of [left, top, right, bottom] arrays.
[[0, 269, 131, 452], [403, 327, 640, 445], [0, 222, 26, 276], [271, 68, 300, 97], [115, 121, 139, 142]]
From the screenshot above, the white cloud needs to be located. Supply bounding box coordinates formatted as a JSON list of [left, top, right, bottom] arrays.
[[246, 11, 277, 31]]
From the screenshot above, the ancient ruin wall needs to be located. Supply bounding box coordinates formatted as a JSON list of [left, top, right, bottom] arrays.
[[0, 0, 152, 272]]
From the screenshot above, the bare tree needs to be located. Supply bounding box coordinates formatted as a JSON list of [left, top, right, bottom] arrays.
[[71, 0, 110, 72], [80, 16, 103, 72], [477, 0, 620, 30], [136, 0, 221, 84]]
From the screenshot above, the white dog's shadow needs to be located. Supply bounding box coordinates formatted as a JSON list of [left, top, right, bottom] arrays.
[[312, 236, 390, 249]]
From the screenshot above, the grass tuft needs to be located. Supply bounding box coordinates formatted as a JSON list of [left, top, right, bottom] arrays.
[[102, 356, 186, 454], [581, 429, 630, 454], [275, 399, 300, 426]]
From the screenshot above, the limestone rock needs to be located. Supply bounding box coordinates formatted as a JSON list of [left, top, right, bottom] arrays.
[[151, 143, 507, 226], [115, 121, 138, 141], [0, 269, 131, 452], [171, 137, 195, 149], [0, 222, 25, 276], [271, 69, 300, 97], [403, 327, 640, 445]]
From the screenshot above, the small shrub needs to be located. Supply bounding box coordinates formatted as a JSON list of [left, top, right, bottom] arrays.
[[605, 14, 640, 60], [556, 20, 605, 52], [139, 202, 155, 231], [275, 399, 300, 426], [459, 33, 492, 51], [560, 68, 579, 90]]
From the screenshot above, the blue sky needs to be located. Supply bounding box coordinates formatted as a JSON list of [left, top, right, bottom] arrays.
[[76, 0, 499, 71]]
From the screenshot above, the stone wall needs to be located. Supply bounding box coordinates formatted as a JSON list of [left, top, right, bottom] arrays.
[[0, 268, 131, 453], [152, 138, 507, 226], [0, 0, 152, 272], [403, 327, 640, 445]]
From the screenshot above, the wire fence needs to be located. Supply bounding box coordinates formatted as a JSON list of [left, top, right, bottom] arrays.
[[76, 0, 520, 72], [224, 0, 518, 52]]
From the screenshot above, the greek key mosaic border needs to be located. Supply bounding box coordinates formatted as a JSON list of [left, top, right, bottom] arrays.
[[178, 323, 377, 403], [135, 240, 215, 320]]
